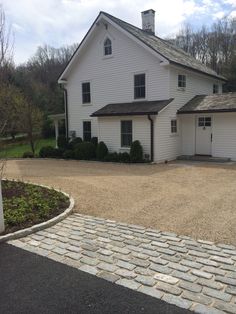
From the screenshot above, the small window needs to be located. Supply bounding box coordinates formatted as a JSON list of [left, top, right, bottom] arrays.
[[82, 82, 91, 104], [171, 119, 177, 133], [134, 73, 145, 99], [198, 117, 211, 127], [83, 121, 91, 141], [121, 120, 132, 147], [178, 74, 186, 88], [104, 38, 112, 56], [213, 84, 219, 94]]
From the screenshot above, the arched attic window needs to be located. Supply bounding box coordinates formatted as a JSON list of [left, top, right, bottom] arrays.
[[104, 37, 112, 56]]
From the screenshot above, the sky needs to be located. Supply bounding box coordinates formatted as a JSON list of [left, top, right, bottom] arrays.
[[1, 0, 236, 65]]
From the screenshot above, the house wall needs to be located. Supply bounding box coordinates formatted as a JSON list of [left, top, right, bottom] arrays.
[[153, 66, 223, 162], [180, 112, 236, 161], [98, 116, 151, 157], [66, 20, 169, 139], [212, 113, 236, 161]]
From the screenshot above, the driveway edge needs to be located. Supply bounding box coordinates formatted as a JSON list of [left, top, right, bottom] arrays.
[[0, 180, 74, 243]]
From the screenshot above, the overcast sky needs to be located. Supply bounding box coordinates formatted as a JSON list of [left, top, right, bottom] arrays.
[[1, 0, 236, 65]]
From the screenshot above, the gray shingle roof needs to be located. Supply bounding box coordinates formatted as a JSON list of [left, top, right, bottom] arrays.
[[178, 93, 236, 114], [91, 99, 173, 117], [102, 12, 226, 81]]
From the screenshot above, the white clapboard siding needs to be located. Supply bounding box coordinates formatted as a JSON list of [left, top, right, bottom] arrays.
[[153, 67, 222, 162], [66, 20, 169, 139], [98, 116, 151, 156], [212, 113, 236, 161]]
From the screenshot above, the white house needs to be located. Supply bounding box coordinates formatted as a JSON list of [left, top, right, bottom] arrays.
[[58, 10, 236, 162]]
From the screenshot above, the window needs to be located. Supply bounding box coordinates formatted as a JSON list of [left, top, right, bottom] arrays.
[[121, 120, 132, 147], [213, 84, 219, 94], [171, 119, 177, 133], [82, 82, 91, 104], [178, 74, 186, 88], [104, 38, 112, 56], [198, 117, 211, 127], [83, 121, 91, 141], [134, 73, 145, 99]]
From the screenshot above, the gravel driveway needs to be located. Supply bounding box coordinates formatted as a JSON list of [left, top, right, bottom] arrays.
[[4, 159, 236, 245]]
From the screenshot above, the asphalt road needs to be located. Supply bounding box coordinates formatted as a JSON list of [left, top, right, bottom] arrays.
[[0, 243, 192, 314]]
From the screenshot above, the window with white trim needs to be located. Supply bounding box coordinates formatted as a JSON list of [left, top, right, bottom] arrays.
[[134, 73, 145, 99], [213, 84, 219, 94], [82, 82, 91, 104], [121, 120, 132, 147], [83, 121, 91, 141], [178, 74, 186, 88], [104, 37, 112, 56], [171, 119, 177, 133]]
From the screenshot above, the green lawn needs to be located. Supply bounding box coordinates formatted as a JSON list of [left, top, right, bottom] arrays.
[[0, 138, 55, 158]]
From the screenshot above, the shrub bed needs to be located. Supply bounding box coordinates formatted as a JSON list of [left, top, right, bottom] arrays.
[[1, 180, 70, 234]]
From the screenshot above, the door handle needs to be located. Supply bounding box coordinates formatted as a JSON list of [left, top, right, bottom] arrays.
[[211, 133, 213, 142]]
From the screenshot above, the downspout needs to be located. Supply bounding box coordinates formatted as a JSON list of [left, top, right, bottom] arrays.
[[148, 115, 154, 162], [60, 84, 69, 141]]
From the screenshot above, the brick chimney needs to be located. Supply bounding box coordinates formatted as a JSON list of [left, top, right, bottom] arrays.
[[141, 9, 155, 35]]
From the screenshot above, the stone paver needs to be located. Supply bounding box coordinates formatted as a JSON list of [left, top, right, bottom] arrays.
[[9, 213, 236, 313]]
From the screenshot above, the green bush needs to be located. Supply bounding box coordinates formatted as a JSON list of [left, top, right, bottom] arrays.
[[39, 146, 55, 158], [130, 140, 143, 163], [63, 149, 74, 159], [96, 141, 108, 160], [118, 152, 130, 163], [91, 137, 98, 147], [22, 151, 34, 158], [68, 137, 82, 150], [74, 142, 96, 160], [103, 152, 119, 162], [57, 135, 68, 149], [39, 146, 63, 158]]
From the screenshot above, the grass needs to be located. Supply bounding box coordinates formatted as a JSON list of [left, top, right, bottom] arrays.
[[1, 180, 70, 234], [0, 138, 55, 158]]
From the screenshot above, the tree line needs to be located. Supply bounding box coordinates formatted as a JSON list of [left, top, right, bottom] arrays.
[[169, 17, 236, 91]]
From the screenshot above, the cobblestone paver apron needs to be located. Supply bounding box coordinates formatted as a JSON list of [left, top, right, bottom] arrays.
[[9, 214, 236, 314]]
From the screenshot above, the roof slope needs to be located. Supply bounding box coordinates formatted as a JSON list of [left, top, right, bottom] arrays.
[[178, 93, 236, 114], [102, 12, 226, 81], [91, 99, 173, 117]]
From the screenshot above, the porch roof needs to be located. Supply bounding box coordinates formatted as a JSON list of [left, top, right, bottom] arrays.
[[90, 99, 174, 117], [178, 93, 236, 114]]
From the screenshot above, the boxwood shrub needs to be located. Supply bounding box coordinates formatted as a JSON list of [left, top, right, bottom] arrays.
[[96, 141, 108, 160], [74, 142, 96, 160], [68, 137, 83, 150], [130, 140, 143, 163]]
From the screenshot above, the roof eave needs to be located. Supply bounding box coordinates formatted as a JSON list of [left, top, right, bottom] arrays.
[[91, 111, 159, 117], [178, 108, 236, 114]]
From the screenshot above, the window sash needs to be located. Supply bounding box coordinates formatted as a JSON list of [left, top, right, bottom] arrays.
[[104, 38, 112, 55], [134, 74, 145, 99], [171, 119, 177, 133], [213, 84, 219, 94], [82, 83, 91, 103], [121, 121, 132, 147], [83, 121, 91, 141], [198, 117, 211, 127], [178, 75, 186, 88]]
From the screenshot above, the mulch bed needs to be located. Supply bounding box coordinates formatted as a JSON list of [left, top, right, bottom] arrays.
[[1, 180, 70, 235]]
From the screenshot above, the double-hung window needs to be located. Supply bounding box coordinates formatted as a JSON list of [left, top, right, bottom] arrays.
[[82, 82, 91, 104], [134, 73, 145, 99], [121, 121, 132, 147], [178, 74, 186, 88], [171, 119, 177, 133], [83, 121, 91, 141], [213, 84, 219, 94]]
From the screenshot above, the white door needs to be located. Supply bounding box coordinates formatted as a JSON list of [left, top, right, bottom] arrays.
[[196, 116, 212, 155]]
